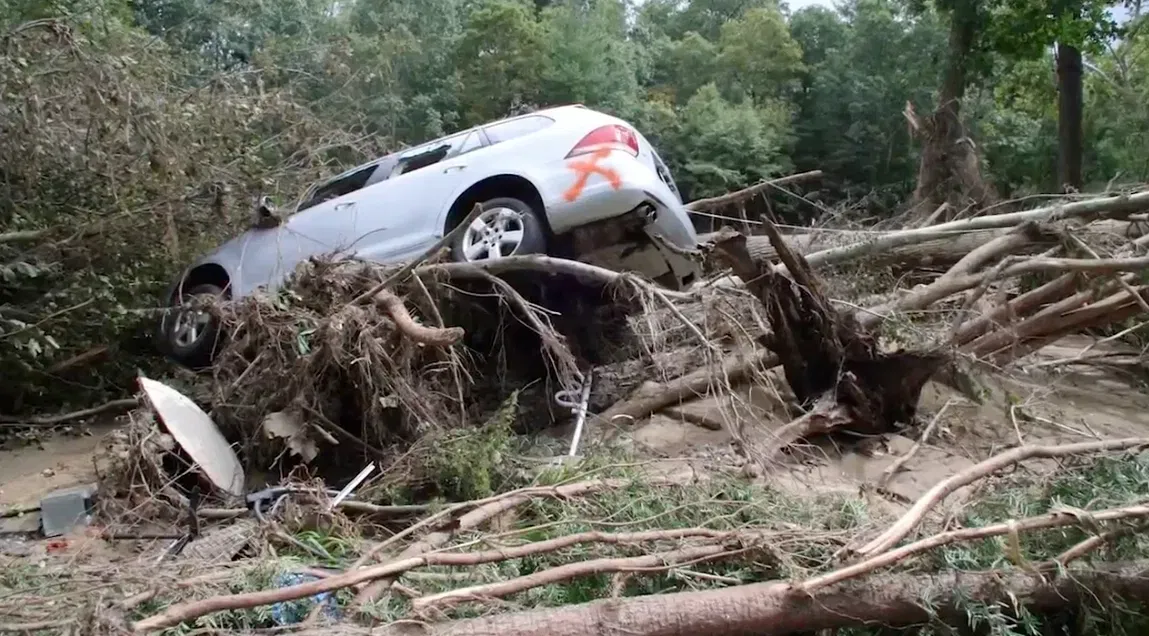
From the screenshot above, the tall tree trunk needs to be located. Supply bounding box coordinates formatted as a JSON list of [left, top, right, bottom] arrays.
[[909, 0, 995, 222], [1057, 41, 1084, 191]]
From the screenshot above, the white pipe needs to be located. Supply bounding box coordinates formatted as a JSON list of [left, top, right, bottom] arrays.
[[567, 372, 594, 458]]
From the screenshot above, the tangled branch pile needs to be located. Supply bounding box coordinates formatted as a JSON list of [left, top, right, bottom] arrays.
[[14, 180, 1149, 636]]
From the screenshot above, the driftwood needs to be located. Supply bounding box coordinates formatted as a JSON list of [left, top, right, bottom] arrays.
[[0, 397, 138, 427], [707, 217, 1147, 272], [287, 561, 1149, 636], [602, 191, 1149, 431]]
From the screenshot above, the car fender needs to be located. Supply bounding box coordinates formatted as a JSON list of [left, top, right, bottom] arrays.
[[432, 165, 550, 237]]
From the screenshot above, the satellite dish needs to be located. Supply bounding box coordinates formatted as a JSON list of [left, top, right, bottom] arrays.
[[138, 377, 245, 497]]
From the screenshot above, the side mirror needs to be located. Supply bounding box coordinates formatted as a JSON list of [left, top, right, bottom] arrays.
[[252, 195, 282, 229]]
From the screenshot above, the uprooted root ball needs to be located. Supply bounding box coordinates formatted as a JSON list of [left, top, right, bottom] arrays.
[[203, 257, 627, 482]]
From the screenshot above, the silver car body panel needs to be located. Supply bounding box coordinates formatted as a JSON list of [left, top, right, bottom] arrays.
[[171, 105, 700, 300]]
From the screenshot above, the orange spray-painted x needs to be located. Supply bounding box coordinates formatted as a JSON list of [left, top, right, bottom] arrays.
[[562, 148, 622, 203]]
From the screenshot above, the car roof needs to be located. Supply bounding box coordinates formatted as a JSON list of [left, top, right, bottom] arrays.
[[309, 104, 592, 191]]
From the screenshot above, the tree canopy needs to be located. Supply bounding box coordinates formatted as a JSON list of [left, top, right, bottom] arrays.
[[2, 0, 1148, 408]]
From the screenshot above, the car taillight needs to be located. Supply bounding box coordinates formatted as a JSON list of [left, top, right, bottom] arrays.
[[566, 124, 640, 158]]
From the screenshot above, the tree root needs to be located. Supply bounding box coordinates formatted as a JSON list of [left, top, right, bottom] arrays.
[[373, 290, 464, 347]]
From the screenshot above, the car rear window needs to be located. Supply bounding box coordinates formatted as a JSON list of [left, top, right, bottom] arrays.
[[483, 115, 554, 145]]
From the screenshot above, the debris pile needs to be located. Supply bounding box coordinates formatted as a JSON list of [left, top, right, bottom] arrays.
[[7, 179, 1149, 635]]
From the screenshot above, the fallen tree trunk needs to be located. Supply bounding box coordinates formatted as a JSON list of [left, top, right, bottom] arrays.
[[803, 190, 1149, 271], [712, 227, 1048, 272], [702, 218, 1144, 276], [300, 561, 1149, 636]]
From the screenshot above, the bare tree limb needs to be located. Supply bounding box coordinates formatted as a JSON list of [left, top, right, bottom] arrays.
[[0, 229, 49, 244], [0, 397, 137, 427], [413, 544, 739, 611], [803, 189, 1149, 271], [853, 438, 1149, 558], [133, 519, 720, 630], [686, 171, 823, 212], [350, 474, 697, 608], [802, 503, 1149, 593], [879, 399, 955, 488]]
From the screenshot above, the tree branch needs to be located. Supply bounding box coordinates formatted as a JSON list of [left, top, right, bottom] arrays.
[[853, 438, 1149, 558]]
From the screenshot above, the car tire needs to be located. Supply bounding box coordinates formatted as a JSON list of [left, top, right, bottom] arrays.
[[449, 197, 547, 263], [161, 283, 225, 370]]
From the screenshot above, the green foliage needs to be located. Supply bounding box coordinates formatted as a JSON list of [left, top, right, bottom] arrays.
[[934, 453, 1149, 570], [717, 6, 805, 102], [423, 391, 518, 500], [663, 84, 793, 199], [0, 19, 384, 411], [456, 0, 546, 123], [791, 0, 946, 209]]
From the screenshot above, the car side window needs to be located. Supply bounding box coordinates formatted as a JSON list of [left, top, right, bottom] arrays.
[[390, 130, 478, 178], [297, 163, 381, 212], [456, 129, 484, 156], [483, 115, 554, 145]]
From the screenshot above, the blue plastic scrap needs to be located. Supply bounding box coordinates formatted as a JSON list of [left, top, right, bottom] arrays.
[[270, 572, 340, 625]]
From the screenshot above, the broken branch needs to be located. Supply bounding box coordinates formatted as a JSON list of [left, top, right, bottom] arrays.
[[853, 438, 1149, 558], [686, 170, 823, 212], [373, 290, 464, 347], [0, 397, 137, 427], [413, 544, 739, 610], [802, 503, 1149, 593]]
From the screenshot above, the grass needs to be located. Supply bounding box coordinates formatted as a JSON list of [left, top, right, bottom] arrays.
[[6, 450, 1149, 634], [932, 452, 1149, 571]]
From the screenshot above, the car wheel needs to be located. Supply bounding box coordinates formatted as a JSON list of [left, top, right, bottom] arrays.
[[162, 283, 224, 370], [450, 197, 547, 263]]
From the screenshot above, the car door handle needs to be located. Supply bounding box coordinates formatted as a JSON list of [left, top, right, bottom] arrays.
[[334, 202, 356, 212], [442, 164, 466, 174]]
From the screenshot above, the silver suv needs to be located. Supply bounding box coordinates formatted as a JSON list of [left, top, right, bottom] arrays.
[[157, 105, 701, 367]]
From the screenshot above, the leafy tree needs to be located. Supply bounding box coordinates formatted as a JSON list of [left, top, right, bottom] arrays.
[[717, 6, 805, 103], [646, 32, 723, 105], [538, 0, 641, 114], [904, 0, 1121, 216], [455, 0, 546, 124], [640, 0, 781, 41], [654, 83, 793, 200], [790, 0, 946, 210]]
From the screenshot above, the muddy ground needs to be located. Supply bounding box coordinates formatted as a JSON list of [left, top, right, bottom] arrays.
[[4, 334, 1145, 546]]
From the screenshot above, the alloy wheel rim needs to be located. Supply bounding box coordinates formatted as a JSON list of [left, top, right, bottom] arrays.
[[171, 302, 213, 348], [460, 207, 526, 261]]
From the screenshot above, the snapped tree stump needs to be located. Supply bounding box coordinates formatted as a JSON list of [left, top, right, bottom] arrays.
[[706, 225, 947, 463]]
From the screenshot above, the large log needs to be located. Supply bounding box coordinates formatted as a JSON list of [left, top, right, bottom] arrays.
[[299, 561, 1149, 636], [700, 218, 1145, 272]]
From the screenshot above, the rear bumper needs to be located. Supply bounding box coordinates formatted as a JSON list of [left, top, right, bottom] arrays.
[[563, 198, 702, 288], [536, 150, 692, 240]]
